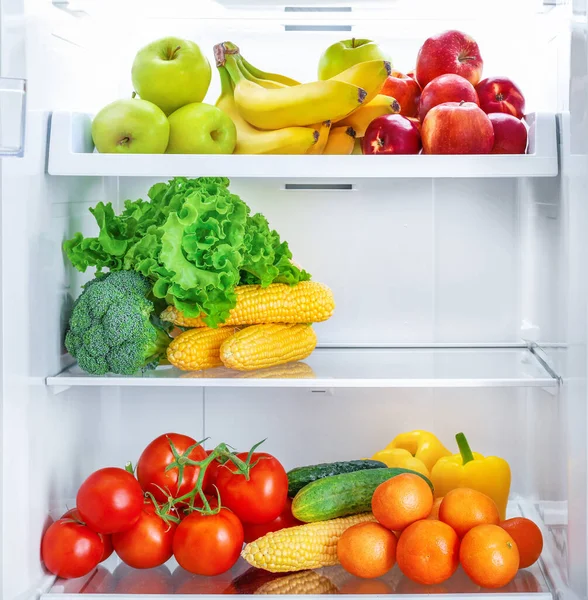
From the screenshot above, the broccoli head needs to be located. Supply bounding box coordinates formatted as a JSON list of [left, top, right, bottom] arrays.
[[65, 271, 171, 375]]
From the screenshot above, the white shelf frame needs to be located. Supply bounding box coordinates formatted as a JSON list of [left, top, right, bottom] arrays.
[[45, 347, 559, 389], [47, 111, 558, 179]]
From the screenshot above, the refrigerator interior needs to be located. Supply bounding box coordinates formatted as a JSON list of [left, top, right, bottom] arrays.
[[1, 0, 588, 599]]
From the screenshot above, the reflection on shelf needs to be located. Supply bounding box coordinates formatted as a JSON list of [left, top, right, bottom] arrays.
[[46, 348, 559, 389]]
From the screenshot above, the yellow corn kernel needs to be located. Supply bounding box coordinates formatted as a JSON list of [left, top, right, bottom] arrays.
[[221, 324, 316, 371], [241, 513, 376, 572], [255, 571, 339, 595], [167, 327, 237, 371], [160, 281, 335, 328]]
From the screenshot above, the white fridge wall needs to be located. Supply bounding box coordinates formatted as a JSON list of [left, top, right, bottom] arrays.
[[0, 3, 586, 600]]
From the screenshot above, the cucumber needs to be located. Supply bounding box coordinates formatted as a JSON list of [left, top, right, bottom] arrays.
[[287, 460, 387, 497], [292, 467, 434, 523]]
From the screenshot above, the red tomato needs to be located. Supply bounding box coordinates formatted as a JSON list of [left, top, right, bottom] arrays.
[[204, 450, 223, 495], [243, 498, 302, 543], [137, 433, 207, 503], [112, 502, 177, 569], [76, 467, 144, 534], [41, 518, 104, 579], [62, 507, 114, 562], [173, 508, 244, 576], [216, 452, 288, 524], [114, 563, 173, 594]]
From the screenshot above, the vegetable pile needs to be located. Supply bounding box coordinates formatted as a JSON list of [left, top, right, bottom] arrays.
[[64, 177, 336, 375], [65, 177, 309, 328], [41, 430, 542, 591]]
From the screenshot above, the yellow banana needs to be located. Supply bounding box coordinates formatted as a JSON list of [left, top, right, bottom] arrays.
[[336, 94, 401, 137], [323, 126, 356, 155], [307, 120, 332, 155], [236, 56, 287, 89], [216, 66, 318, 155], [331, 60, 392, 104], [352, 138, 363, 155], [217, 46, 366, 130], [240, 55, 300, 86]]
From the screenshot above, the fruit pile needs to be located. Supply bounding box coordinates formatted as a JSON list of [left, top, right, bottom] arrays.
[[91, 30, 527, 156], [361, 30, 528, 155]]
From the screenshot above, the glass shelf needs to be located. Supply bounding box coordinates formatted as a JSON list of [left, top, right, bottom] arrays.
[[46, 347, 558, 389]]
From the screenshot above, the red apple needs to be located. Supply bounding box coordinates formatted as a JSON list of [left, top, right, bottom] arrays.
[[407, 117, 421, 133], [422, 101, 494, 154], [416, 30, 483, 89], [475, 76, 525, 118], [362, 114, 422, 155], [419, 74, 479, 121], [488, 113, 527, 154], [381, 70, 422, 118]]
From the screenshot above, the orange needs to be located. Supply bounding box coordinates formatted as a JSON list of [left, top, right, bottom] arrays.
[[439, 488, 500, 538], [396, 520, 460, 585], [460, 524, 519, 588], [427, 497, 444, 520], [337, 521, 397, 579], [500, 517, 543, 568], [372, 473, 433, 531]]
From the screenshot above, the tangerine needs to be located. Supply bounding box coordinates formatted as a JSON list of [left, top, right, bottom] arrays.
[[460, 524, 519, 588], [396, 520, 459, 585], [337, 521, 397, 579], [439, 488, 499, 538], [372, 473, 433, 531]]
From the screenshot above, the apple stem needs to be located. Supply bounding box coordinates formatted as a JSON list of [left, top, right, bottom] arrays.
[[351, 37, 357, 48], [168, 45, 181, 60], [119, 137, 130, 146], [459, 100, 466, 106], [131, 91, 137, 99]]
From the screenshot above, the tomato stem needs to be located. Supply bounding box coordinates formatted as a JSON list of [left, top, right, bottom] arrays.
[[161, 439, 267, 517]]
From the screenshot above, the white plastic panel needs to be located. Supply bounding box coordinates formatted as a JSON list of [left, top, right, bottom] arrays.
[[47, 112, 558, 179]]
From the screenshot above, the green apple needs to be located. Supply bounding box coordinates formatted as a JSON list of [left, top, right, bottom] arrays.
[[131, 37, 211, 115], [318, 38, 392, 80], [166, 103, 236, 154], [91, 98, 169, 153]]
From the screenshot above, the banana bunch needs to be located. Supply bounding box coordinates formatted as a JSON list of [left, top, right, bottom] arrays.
[[214, 42, 393, 155]]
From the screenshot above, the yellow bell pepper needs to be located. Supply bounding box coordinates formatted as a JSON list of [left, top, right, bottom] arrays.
[[387, 430, 451, 472], [371, 448, 430, 477], [430, 432, 511, 520]]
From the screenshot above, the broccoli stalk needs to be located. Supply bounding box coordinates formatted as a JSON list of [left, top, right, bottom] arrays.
[[65, 271, 171, 375]]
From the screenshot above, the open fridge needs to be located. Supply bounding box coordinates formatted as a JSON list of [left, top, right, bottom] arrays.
[[1, 0, 588, 598]]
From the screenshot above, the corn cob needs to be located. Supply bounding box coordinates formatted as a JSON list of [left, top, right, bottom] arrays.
[[255, 571, 339, 595], [160, 282, 335, 328], [221, 324, 317, 371], [167, 327, 238, 371], [241, 513, 377, 572]]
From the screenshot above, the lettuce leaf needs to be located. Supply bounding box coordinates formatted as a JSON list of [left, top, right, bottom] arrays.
[[240, 213, 311, 287]]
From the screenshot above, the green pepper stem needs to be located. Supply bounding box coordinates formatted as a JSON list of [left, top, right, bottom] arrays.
[[456, 432, 475, 465]]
